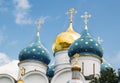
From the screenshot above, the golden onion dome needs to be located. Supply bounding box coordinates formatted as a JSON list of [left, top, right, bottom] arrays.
[[17, 78, 24, 83], [52, 23, 80, 53], [72, 62, 81, 71]]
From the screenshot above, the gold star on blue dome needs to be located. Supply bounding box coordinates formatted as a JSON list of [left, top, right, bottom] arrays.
[[75, 43, 78, 46], [32, 48, 36, 52], [85, 42, 89, 45], [80, 39, 84, 41], [90, 39, 93, 41], [95, 43, 98, 46], [42, 50, 45, 53]]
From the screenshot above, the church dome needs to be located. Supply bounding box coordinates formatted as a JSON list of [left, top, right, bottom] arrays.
[[19, 24, 51, 65], [101, 59, 112, 71], [68, 12, 103, 58], [52, 24, 80, 53], [68, 30, 103, 58], [52, 8, 80, 53]]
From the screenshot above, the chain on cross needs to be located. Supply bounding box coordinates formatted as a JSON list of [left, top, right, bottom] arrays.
[[66, 8, 77, 23], [81, 12, 91, 30]]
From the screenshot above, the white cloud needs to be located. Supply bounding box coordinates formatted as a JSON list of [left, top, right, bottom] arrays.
[[13, 0, 50, 25], [13, 0, 32, 24], [0, 60, 19, 79], [0, 53, 11, 66], [0, 52, 19, 79]]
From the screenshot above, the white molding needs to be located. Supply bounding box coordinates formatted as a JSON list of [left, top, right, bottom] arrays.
[[0, 74, 16, 83], [23, 71, 49, 83]]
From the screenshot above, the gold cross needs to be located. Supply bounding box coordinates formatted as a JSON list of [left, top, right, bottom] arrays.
[[35, 18, 44, 33], [81, 12, 91, 30], [98, 37, 103, 44], [66, 8, 77, 23]]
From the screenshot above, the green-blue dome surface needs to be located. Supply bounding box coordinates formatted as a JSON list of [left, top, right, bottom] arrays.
[[68, 30, 103, 58], [46, 65, 55, 78], [101, 59, 112, 71], [19, 33, 51, 65]]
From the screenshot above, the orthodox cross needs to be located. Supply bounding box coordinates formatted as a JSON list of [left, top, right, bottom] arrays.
[[81, 12, 91, 30], [98, 37, 103, 44], [66, 8, 77, 23], [35, 18, 44, 33]]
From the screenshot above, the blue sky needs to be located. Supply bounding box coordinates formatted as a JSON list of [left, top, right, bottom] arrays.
[[0, 0, 120, 70]]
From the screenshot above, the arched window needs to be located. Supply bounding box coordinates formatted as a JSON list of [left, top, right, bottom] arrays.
[[82, 62, 84, 75], [93, 63, 95, 74]]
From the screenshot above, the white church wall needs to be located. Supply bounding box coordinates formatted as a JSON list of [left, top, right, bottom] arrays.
[[18, 60, 48, 79], [54, 50, 71, 73], [23, 71, 49, 83], [51, 68, 71, 83], [71, 55, 101, 76], [69, 80, 83, 83], [0, 74, 15, 83], [52, 68, 86, 83]]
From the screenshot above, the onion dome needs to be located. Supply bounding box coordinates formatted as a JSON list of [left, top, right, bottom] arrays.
[[68, 12, 103, 58], [101, 58, 112, 71], [19, 21, 51, 65], [52, 8, 80, 53], [46, 65, 55, 78], [17, 78, 24, 83], [72, 64, 81, 71]]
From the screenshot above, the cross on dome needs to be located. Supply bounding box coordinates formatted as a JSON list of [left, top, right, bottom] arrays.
[[81, 12, 91, 30], [98, 37, 103, 44], [35, 18, 44, 33], [66, 8, 77, 23]]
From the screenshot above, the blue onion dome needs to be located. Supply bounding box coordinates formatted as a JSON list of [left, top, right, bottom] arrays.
[[68, 12, 103, 58], [19, 24, 51, 65], [46, 65, 55, 78], [101, 58, 112, 71]]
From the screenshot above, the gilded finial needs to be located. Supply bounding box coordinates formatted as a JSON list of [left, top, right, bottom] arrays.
[[81, 12, 91, 30], [98, 37, 103, 44], [74, 54, 79, 65], [72, 54, 81, 71], [21, 67, 25, 76], [17, 67, 25, 83], [66, 8, 77, 23], [35, 18, 44, 33]]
